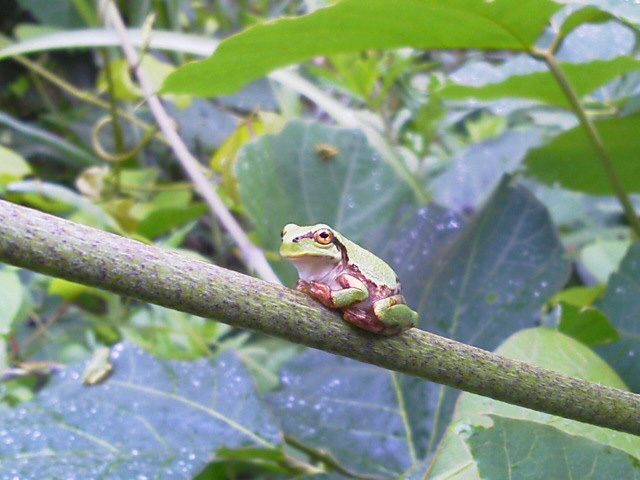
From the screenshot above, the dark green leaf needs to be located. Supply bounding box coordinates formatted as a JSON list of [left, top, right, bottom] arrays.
[[15, 0, 84, 28], [440, 57, 640, 109], [596, 242, 640, 392], [163, 0, 561, 96], [469, 416, 640, 480], [525, 114, 640, 194], [0, 344, 281, 479], [393, 179, 569, 445]]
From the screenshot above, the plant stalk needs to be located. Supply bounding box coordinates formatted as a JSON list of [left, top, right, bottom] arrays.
[[1, 199, 640, 437], [534, 48, 640, 237]]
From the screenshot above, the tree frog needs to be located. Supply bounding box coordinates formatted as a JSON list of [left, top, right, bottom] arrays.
[[280, 223, 418, 336]]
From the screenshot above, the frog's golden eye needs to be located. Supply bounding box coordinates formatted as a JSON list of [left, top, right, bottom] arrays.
[[314, 228, 333, 245]]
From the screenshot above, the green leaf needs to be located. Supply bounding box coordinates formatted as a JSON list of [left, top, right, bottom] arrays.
[[557, 302, 619, 346], [440, 57, 640, 109], [0, 343, 281, 478], [267, 350, 422, 477], [579, 238, 631, 284], [552, 285, 606, 307], [122, 306, 221, 360], [525, 114, 640, 194], [427, 328, 640, 480], [558, 6, 617, 39], [0, 145, 31, 186], [163, 0, 561, 96], [136, 203, 207, 239], [0, 269, 23, 335], [236, 120, 411, 284], [468, 416, 640, 479], [596, 242, 640, 392]]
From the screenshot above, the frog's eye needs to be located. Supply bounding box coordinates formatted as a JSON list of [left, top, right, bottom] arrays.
[[314, 229, 333, 245]]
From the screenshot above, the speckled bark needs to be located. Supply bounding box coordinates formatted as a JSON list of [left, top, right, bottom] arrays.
[[1, 199, 639, 436]]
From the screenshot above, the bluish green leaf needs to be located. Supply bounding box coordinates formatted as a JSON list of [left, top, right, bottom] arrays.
[[267, 350, 423, 477], [163, 0, 561, 96], [469, 416, 640, 480], [405, 178, 570, 349], [0, 344, 281, 479], [596, 242, 640, 392]]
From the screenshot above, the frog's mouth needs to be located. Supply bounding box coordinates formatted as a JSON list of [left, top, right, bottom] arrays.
[[287, 256, 339, 281]]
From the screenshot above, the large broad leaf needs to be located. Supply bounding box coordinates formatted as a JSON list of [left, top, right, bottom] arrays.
[[525, 114, 640, 194], [377, 179, 570, 445], [430, 129, 543, 212], [426, 328, 640, 480], [162, 0, 561, 96], [267, 350, 425, 477], [406, 178, 570, 348], [596, 242, 640, 392], [468, 416, 640, 480], [440, 57, 640, 109], [235, 120, 412, 284], [0, 343, 281, 479]]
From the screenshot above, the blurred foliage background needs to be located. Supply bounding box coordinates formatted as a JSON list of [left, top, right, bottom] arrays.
[[1, 0, 640, 478]]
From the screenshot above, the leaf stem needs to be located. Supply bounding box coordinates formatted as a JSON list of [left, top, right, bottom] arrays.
[[2, 199, 640, 437], [532, 47, 640, 237]]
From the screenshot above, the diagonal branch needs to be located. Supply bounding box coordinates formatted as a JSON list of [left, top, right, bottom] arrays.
[[102, 0, 280, 283], [1, 199, 640, 436]]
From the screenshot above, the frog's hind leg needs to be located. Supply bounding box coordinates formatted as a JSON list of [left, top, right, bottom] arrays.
[[372, 295, 418, 335]]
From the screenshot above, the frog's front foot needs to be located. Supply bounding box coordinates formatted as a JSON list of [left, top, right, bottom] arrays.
[[296, 280, 335, 309]]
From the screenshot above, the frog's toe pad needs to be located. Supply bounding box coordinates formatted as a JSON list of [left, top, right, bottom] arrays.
[[373, 296, 418, 331]]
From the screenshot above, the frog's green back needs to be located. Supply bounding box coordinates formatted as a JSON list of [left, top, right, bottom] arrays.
[[336, 233, 398, 288]]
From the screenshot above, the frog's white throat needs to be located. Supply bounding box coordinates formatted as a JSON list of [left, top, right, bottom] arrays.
[[288, 256, 340, 282]]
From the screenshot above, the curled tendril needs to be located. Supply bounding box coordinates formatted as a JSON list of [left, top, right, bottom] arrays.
[[91, 115, 158, 162]]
